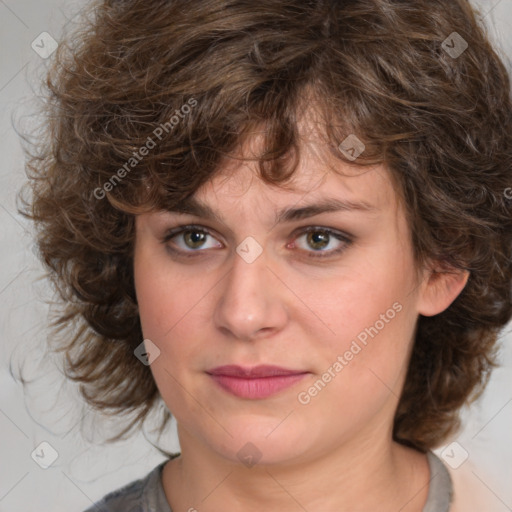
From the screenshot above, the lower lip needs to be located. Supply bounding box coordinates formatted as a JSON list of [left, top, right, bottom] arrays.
[[209, 373, 308, 399]]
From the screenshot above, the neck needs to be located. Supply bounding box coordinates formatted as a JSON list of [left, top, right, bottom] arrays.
[[162, 427, 430, 512]]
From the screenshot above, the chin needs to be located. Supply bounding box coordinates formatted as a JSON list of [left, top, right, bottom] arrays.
[[206, 423, 308, 468]]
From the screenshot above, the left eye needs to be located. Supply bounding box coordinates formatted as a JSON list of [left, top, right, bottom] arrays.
[[293, 227, 351, 257]]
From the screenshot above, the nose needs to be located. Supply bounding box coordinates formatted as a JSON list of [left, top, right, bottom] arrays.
[[213, 245, 289, 342]]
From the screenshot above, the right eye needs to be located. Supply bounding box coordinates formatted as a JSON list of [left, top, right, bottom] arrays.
[[162, 225, 224, 256]]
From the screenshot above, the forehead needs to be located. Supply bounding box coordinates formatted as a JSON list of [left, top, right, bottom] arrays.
[[188, 106, 401, 215], [189, 135, 399, 220]]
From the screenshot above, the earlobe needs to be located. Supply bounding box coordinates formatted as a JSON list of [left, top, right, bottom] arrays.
[[417, 265, 470, 317]]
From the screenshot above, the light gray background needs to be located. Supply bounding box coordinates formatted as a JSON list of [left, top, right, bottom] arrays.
[[1, 1, 511, 510]]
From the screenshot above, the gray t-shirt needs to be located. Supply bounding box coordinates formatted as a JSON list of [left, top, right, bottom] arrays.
[[84, 451, 452, 512]]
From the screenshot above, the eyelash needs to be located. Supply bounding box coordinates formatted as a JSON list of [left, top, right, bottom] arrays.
[[161, 224, 353, 260]]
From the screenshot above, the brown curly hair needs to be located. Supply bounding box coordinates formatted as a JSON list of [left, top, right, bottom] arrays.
[[20, 0, 512, 451]]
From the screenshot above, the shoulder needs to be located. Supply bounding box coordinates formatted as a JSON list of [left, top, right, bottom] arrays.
[[447, 463, 498, 512], [431, 449, 496, 512], [81, 461, 169, 512]]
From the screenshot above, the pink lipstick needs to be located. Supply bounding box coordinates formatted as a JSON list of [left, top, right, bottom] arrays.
[[206, 365, 309, 399]]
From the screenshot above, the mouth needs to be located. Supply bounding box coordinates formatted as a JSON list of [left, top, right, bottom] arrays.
[[206, 365, 310, 399]]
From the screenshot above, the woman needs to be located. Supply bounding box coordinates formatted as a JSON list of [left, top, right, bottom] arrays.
[[23, 0, 512, 510]]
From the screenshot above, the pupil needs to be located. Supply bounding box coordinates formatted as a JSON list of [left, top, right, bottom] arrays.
[[308, 231, 329, 250], [185, 231, 206, 248]]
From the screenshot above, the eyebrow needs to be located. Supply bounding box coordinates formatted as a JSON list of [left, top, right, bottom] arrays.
[[167, 195, 378, 224]]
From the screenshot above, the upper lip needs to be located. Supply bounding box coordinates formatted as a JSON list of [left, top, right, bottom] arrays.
[[207, 365, 308, 378]]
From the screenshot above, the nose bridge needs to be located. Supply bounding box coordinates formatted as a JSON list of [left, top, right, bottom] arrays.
[[213, 240, 287, 340]]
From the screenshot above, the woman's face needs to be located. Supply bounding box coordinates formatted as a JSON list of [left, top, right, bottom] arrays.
[[133, 132, 434, 466]]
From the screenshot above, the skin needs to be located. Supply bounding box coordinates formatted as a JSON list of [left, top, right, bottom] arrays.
[[133, 121, 469, 512]]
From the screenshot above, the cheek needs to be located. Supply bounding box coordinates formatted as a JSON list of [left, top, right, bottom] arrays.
[[303, 260, 411, 349], [134, 241, 191, 337], [133, 227, 222, 342], [133, 253, 215, 368], [297, 291, 414, 433], [304, 246, 418, 389], [135, 274, 190, 349], [133, 261, 202, 408], [134, 263, 169, 339]]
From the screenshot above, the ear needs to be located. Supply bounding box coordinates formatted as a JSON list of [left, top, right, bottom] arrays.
[[417, 262, 470, 317]]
